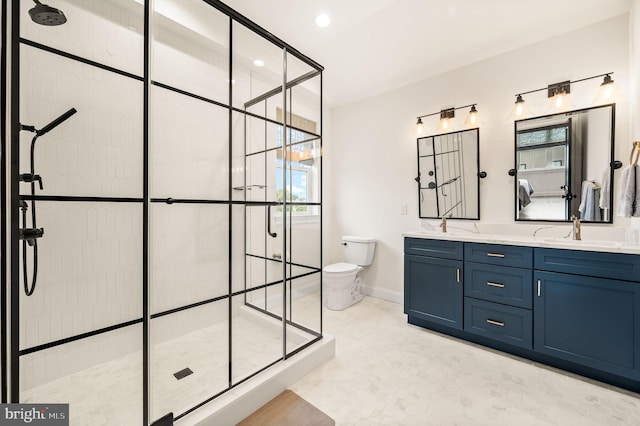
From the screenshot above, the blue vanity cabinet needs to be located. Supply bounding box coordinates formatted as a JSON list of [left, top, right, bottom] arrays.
[[404, 237, 640, 391], [404, 238, 463, 330], [534, 248, 640, 380]]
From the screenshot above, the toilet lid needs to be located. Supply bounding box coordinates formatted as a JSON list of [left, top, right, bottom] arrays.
[[324, 262, 358, 273]]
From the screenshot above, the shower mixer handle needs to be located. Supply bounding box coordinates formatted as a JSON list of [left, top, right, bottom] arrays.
[[20, 173, 43, 190], [19, 228, 44, 245]]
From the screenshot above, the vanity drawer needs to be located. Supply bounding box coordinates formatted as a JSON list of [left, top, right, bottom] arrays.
[[464, 262, 532, 309], [465, 243, 532, 268], [535, 248, 640, 282], [464, 298, 532, 350], [404, 238, 463, 260]]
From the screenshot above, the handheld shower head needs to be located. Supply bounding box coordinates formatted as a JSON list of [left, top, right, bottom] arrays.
[[29, 0, 67, 26], [37, 108, 77, 136]]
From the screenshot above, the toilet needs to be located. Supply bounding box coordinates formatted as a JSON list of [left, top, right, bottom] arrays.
[[323, 236, 376, 310]]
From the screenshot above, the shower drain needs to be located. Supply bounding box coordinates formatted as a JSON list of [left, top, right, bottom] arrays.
[[173, 367, 194, 380]]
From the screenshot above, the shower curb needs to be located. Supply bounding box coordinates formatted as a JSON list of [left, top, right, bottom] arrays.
[[181, 334, 335, 426]]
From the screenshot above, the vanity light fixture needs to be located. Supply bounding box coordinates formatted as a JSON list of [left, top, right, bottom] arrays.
[[548, 81, 571, 109], [416, 104, 478, 134], [438, 108, 455, 132], [598, 74, 616, 101], [512, 94, 528, 117], [512, 72, 614, 117], [464, 104, 479, 127]]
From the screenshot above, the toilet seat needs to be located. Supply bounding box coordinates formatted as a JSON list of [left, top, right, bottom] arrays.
[[324, 262, 358, 274]]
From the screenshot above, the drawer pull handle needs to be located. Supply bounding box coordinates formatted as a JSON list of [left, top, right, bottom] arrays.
[[486, 319, 505, 327], [487, 253, 505, 258], [537, 279, 541, 297], [456, 268, 460, 283], [487, 281, 505, 288]]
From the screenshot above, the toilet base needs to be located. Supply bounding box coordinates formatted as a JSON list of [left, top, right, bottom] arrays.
[[325, 281, 364, 311]]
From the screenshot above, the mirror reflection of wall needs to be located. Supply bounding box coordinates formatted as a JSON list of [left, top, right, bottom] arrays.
[[417, 128, 479, 219], [515, 104, 614, 223]]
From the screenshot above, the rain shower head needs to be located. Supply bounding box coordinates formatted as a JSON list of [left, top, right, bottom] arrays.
[[29, 0, 67, 26], [37, 108, 77, 136]]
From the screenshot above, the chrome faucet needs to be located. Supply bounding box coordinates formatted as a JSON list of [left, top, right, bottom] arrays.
[[571, 215, 581, 241], [440, 216, 447, 233]]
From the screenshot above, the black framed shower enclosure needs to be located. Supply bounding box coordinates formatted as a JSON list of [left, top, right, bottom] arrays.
[[2, 1, 323, 424]]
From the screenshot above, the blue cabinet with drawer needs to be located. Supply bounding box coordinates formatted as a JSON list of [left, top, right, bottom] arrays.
[[404, 237, 640, 393], [462, 243, 533, 349]]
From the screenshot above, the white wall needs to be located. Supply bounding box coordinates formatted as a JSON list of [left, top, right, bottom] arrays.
[[327, 14, 631, 302], [632, 0, 640, 142]]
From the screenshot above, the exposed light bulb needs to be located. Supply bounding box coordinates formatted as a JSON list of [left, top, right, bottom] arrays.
[[416, 118, 423, 134], [554, 92, 565, 109], [515, 103, 524, 116], [441, 118, 449, 130]]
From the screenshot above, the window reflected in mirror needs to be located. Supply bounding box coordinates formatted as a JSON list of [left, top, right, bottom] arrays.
[[514, 104, 614, 223], [417, 128, 479, 219]]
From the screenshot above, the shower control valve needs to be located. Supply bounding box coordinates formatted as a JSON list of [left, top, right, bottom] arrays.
[[19, 228, 44, 246], [19, 173, 43, 190]]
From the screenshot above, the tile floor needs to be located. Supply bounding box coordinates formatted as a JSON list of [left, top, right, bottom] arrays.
[[291, 296, 640, 425]]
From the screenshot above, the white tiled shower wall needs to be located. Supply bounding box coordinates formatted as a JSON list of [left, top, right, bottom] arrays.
[[18, 0, 322, 392]]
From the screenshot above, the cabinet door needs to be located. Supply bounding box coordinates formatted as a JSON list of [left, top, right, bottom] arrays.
[[534, 271, 640, 379], [404, 254, 463, 330]]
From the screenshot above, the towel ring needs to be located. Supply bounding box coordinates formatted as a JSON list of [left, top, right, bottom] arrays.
[[631, 141, 640, 166]]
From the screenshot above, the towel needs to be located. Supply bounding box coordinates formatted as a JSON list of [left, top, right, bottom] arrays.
[[578, 181, 601, 221], [617, 165, 640, 217], [518, 179, 534, 208], [599, 168, 611, 210]]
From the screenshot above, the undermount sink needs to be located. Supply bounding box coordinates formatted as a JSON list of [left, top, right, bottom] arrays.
[[542, 238, 621, 248]]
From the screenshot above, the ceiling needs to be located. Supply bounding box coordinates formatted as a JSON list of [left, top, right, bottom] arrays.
[[224, 0, 631, 107]]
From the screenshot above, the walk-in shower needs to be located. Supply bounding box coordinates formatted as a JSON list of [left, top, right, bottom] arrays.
[[2, 1, 323, 425]]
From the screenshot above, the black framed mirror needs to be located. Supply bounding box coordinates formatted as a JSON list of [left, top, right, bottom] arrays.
[[514, 104, 615, 222], [417, 128, 480, 219]]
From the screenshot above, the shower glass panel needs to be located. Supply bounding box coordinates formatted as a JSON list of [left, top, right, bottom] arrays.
[[231, 289, 283, 384], [150, 300, 228, 420], [19, 44, 144, 198], [8, 0, 322, 423], [152, 0, 229, 103], [150, 86, 229, 200], [150, 203, 229, 313], [19, 0, 144, 76], [20, 325, 143, 425], [15, 1, 145, 424]]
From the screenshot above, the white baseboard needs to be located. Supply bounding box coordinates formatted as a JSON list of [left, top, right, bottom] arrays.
[[360, 285, 403, 304]]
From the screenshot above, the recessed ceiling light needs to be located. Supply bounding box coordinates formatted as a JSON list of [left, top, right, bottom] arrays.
[[315, 13, 331, 28], [253, 59, 265, 67]]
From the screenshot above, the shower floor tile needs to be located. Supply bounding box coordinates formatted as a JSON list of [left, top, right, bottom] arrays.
[[20, 304, 317, 425]]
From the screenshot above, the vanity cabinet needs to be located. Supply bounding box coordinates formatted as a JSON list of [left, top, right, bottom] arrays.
[[404, 237, 640, 392], [404, 238, 463, 330], [534, 248, 640, 380]]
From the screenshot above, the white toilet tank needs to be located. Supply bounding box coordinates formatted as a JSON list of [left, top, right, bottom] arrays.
[[342, 236, 376, 266]]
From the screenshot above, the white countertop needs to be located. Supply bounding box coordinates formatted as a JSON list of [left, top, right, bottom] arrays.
[[403, 229, 640, 255]]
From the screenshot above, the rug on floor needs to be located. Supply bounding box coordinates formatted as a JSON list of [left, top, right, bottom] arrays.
[[236, 389, 335, 426]]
